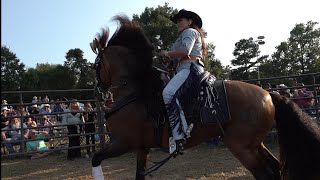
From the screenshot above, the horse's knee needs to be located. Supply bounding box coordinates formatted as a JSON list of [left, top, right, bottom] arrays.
[[92, 153, 102, 167]]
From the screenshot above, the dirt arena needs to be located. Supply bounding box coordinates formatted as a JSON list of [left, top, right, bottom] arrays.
[[1, 143, 279, 180]]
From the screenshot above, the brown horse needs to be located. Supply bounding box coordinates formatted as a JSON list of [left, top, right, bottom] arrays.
[[90, 15, 320, 180]]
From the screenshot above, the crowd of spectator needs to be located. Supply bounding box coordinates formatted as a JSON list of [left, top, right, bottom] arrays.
[[263, 82, 319, 116], [1, 83, 319, 160], [1, 95, 99, 160]]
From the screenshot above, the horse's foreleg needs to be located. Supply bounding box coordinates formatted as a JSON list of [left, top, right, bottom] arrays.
[[135, 148, 150, 180], [92, 140, 129, 180]]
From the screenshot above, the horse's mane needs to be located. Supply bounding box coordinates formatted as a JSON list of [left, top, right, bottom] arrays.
[[270, 93, 320, 179], [94, 15, 163, 105]]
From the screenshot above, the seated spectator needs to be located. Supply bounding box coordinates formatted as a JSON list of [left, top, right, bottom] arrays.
[[39, 104, 51, 115], [263, 83, 280, 95], [278, 84, 292, 98], [26, 123, 50, 159], [24, 116, 37, 134], [29, 104, 40, 123], [1, 116, 29, 154], [43, 95, 50, 102], [16, 106, 29, 123], [293, 83, 315, 114], [32, 96, 38, 104], [1, 107, 10, 129], [36, 115, 54, 149], [53, 102, 65, 122]]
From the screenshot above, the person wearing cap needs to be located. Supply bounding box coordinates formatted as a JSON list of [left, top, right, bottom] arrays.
[[158, 9, 206, 156], [1, 116, 29, 154], [39, 104, 52, 117]]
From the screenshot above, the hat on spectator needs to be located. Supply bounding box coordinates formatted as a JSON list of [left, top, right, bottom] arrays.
[[44, 104, 50, 107], [279, 84, 287, 88], [32, 104, 38, 108], [2, 106, 8, 111]]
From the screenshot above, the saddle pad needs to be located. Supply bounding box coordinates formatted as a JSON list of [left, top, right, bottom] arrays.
[[200, 80, 230, 125]]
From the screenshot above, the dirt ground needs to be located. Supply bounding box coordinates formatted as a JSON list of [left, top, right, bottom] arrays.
[[1, 143, 279, 180]]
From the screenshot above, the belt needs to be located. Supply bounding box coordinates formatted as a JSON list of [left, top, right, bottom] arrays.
[[177, 58, 201, 67]]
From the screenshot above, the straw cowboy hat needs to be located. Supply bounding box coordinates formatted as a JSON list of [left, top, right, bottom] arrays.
[[170, 9, 203, 28]]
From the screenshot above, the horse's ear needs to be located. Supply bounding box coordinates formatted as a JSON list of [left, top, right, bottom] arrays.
[[90, 40, 98, 54], [95, 38, 102, 51]]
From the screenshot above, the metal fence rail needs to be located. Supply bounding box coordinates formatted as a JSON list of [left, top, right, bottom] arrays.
[[243, 72, 320, 119], [1, 73, 319, 158], [1, 89, 107, 158]]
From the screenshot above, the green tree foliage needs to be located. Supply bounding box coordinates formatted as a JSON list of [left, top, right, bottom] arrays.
[[132, 3, 178, 51], [230, 38, 261, 80], [1, 45, 26, 91], [21, 63, 76, 91], [132, 3, 225, 79], [20, 63, 77, 102], [270, 21, 320, 76], [205, 43, 224, 79], [64, 48, 95, 89]]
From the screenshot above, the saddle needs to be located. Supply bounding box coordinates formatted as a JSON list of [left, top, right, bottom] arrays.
[[150, 65, 231, 145]]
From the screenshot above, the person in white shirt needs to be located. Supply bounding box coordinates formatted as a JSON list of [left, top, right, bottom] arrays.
[[62, 100, 84, 160]]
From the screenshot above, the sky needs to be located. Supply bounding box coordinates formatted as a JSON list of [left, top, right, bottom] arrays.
[[2, 0, 320, 68]]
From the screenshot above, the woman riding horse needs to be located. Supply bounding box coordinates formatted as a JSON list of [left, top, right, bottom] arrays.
[[90, 14, 320, 180], [158, 9, 206, 156]]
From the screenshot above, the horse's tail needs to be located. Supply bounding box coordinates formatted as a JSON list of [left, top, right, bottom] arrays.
[[270, 92, 320, 179]]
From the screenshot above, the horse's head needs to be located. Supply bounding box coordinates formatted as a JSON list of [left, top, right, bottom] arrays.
[[91, 15, 154, 102], [90, 29, 112, 102]]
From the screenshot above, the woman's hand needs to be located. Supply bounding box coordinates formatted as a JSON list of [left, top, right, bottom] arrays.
[[158, 50, 171, 59]]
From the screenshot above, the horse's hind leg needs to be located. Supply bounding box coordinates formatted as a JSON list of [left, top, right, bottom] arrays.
[[225, 140, 279, 180], [92, 140, 129, 179]]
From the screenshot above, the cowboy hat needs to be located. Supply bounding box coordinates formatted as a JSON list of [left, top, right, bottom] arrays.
[[170, 9, 203, 28]]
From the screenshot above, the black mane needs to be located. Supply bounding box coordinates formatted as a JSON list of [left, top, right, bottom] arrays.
[[270, 93, 320, 179], [108, 15, 154, 73], [106, 15, 163, 107]]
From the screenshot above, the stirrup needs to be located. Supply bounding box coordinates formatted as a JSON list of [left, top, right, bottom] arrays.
[[173, 138, 186, 157]]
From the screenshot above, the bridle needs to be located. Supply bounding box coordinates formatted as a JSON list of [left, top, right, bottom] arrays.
[[94, 48, 137, 116], [94, 48, 110, 102]]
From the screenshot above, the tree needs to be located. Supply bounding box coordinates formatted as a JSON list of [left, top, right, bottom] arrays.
[[266, 20, 320, 81], [132, 3, 179, 51], [64, 48, 95, 89], [230, 38, 260, 80], [287, 21, 320, 74], [204, 43, 224, 79], [1, 45, 26, 91]]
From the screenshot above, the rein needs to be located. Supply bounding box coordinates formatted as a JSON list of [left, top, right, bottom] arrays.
[[139, 151, 177, 176], [105, 93, 137, 117]]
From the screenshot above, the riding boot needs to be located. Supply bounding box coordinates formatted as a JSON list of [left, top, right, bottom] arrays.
[[173, 138, 186, 157]]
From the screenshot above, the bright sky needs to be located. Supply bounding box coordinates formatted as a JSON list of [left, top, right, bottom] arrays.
[[2, 0, 320, 68]]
